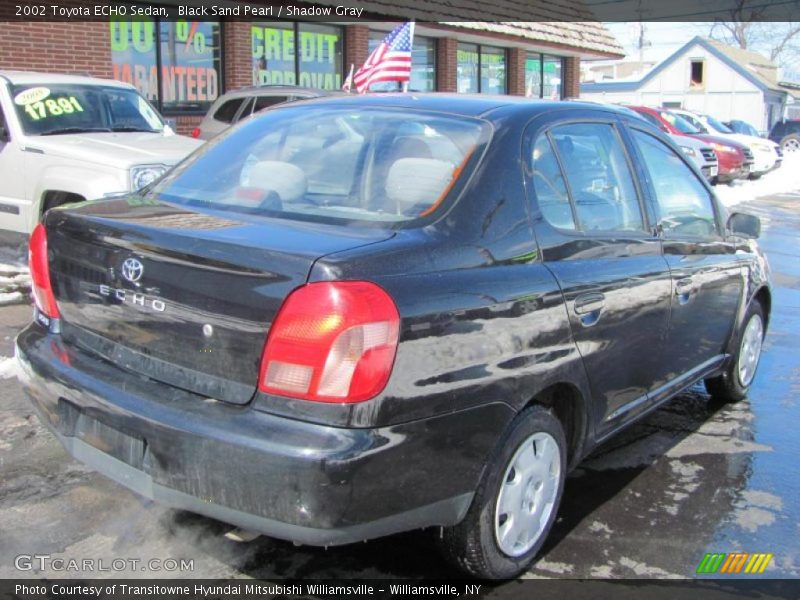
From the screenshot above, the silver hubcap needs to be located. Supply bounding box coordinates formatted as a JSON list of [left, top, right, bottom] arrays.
[[784, 138, 800, 153], [737, 314, 764, 387], [494, 432, 561, 557]]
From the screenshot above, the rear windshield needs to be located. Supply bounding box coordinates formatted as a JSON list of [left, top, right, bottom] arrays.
[[147, 106, 488, 225]]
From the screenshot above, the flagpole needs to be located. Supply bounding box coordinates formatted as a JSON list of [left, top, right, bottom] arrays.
[[402, 21, 415, 93], [343, 64, 354, 93]]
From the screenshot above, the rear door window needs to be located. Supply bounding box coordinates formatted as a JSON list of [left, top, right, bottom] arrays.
[[531, 135, 575, 230], [543, 123, 644, 232], [213, 98, 245, 124], [235, 97, 256, 122], [253, 95, 289, 113]]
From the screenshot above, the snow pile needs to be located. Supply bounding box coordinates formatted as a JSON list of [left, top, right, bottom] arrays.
[[715, 151, 800, 208], [0, 245, 30, 307], [0, 356, 20, 380]]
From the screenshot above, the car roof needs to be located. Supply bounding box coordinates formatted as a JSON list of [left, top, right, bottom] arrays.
[[0, 70, 134, 89], [219, 85, 341, 98], [283, 93, 637, 119], [625, 104, 658, 114]]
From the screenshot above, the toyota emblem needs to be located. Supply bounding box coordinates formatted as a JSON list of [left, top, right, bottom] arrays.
[[121, 258, 144, 283]]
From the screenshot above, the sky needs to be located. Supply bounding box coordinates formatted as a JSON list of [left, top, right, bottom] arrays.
[[602, 22, 799, 81], [604, 22, 711, 63]]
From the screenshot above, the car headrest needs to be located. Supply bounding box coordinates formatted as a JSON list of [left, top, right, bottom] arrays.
[[386, 158, 455, 213], [389, 136, 433, 160], [246, 160, 307, 202]]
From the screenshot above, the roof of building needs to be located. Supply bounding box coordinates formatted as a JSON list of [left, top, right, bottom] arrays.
[[702, 37, 781, 92], [581, 36, 785, 95], [311, 0, 624, 57]]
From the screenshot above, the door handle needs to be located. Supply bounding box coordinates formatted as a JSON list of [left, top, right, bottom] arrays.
[[574, 292, 605, 326], [675, 277, 693, 304]]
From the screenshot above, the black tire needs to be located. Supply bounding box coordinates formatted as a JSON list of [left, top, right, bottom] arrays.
[[41, 191, 84, 220], [781, 134, 800, 154], [705, 300, 766, 403], [436, 405, 566, 580]]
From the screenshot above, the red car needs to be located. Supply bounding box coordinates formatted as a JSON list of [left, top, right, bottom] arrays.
[[627, 106, 753, 184]]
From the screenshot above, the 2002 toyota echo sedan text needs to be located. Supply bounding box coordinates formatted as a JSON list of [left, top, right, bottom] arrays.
[[16, 94, 770, 579]]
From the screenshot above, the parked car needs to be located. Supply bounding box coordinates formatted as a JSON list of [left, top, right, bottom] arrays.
[[624, 106, 718, 180], [17, 95, 770, 580], [725, 120, 783, 173], [192, 85, 343, 140], [669, 134, 719, 181], [0, 71, 201, 235], [671, 109, 779, 179], [724, 119, 763, 137], [769, 119, 800, 154], [626, 106, 752, 184]]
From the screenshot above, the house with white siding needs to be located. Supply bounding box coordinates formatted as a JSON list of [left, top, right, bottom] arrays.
[[580, 36, 794, 132]]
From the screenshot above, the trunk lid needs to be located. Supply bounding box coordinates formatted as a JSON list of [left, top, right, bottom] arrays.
[[46, 198, 393, 405]]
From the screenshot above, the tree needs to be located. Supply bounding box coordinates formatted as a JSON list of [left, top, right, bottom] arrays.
[[709, 0, 800, 73]]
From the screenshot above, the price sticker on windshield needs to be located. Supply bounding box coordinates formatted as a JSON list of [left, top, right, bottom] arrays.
[[14, 86, 51, 106], [20, 96, 85, 121]]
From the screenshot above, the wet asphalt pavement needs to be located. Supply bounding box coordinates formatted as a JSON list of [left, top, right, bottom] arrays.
[[0, 193, 798, 580]]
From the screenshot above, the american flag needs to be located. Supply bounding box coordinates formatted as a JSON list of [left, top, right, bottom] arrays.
[[353, 22, 414, 94]]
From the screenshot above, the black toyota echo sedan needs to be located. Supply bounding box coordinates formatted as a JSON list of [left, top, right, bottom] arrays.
[[16, 94, 770, 579]]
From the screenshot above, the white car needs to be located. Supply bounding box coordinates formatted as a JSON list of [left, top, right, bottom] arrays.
[[0, 71, 202, 234], [671, 109, 779, 179], [193, 85, 337, 141], [669, 133, 719, 182]]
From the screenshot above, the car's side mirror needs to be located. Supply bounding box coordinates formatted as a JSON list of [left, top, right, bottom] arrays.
[[728, 212, 761, 239], [0, 123, 9, 143]]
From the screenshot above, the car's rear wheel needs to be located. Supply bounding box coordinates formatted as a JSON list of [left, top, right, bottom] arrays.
[[781, 134, 800, 154], [41, 191, 85, 219], [436, 405, 566, 579], [706, 301, 765, 403]]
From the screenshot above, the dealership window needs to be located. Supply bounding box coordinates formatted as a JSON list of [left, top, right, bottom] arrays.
[[251, 22, 343, 90], [367, 32, 436, 92], [110, 19, 222, 114], [525, 54, 542, 97], [525, 53, 563, 99], [458, 43, 506, 94]]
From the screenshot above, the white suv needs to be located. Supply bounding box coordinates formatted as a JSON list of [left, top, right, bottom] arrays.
[[0, 71, 202, 234]]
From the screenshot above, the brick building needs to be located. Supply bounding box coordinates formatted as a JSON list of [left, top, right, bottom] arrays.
[[0, 1, 623, 134]]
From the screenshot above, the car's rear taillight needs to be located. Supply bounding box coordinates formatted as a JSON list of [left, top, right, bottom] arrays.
[[259, 281, 399, 403], [191, 128, 201, 138], [29, 223, 60, 321]]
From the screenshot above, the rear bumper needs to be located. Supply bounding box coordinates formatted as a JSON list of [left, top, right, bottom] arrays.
[[716, 161, 750, 182], [16, 325, 510, 546]]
